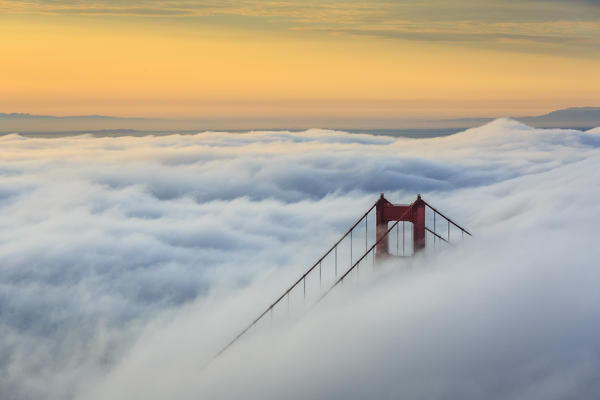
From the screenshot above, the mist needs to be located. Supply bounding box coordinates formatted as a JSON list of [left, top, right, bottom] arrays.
[[1, 119, 599, 399]]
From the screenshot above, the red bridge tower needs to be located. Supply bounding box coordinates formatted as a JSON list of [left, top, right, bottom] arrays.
[[376, 193, 426, 259]]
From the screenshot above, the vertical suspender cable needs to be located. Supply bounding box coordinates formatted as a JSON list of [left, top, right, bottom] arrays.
[[335, 246, 337, 276], [402, 221, 405, 256], [319, 262, 322, 290], [303, 277, 306, 303], [434, 211, 436, 247], [365, 214, 368, 253], [396, 223, 399, 255]]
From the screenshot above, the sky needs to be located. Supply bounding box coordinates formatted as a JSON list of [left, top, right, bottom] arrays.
[[1, 120, 600, 399], [1, 0, 600, 120]]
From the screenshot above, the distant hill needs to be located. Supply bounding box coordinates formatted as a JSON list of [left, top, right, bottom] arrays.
[[517, 107, 600, 127], [437, 107, 600, 130], [0, 113, 167, 133], [0, 113, 123, 120], [1, 107, 599, 133]]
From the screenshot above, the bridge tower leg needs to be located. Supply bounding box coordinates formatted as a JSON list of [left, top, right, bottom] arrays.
[[375, 193, 390, 260], [413, 195, 426, 252]]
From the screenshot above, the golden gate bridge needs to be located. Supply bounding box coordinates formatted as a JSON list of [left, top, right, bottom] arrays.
[[216, 193, 472, 358]]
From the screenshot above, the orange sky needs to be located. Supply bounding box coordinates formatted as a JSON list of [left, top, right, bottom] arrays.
[[1, 1, 599, 120]]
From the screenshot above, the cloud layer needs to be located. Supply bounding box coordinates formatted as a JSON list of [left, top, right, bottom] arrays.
[[1, 119, 599, 399]]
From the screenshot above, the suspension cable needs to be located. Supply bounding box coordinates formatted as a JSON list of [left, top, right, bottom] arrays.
[[215, 200, 377, 358]]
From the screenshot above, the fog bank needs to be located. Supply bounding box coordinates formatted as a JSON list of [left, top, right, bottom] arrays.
[[1, 119, 599, 399]]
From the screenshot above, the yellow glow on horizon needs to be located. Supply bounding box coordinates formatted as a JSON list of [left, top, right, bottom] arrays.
[[1, 13, 599, 119]]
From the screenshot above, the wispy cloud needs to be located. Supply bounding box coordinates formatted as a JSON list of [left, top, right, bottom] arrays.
[[289, 20, 600, 55], [2, 0, 599, 53]]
